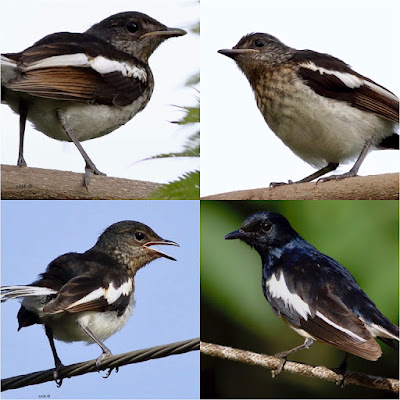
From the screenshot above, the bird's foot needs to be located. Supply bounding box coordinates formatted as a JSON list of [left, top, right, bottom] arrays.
[[84, 164, 106, 190], [53, 360, 65, 387], [317, 171, 357, 184], [271, 353, 287, 377], [270, 180, 293, 187], [333, 355, 348, 388], [17, 156, 27, 167], [95, 351, 118, 379]]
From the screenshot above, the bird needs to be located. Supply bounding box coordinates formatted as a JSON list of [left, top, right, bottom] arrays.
[[1, 220, 179, 385], [218, 33, 399, 186], [225, 211, 399, 376], [1, 12, 186, 188]]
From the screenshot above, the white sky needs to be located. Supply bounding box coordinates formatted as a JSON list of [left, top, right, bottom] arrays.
[[1, 0, 199, 184], [201, 0, 400, 196]]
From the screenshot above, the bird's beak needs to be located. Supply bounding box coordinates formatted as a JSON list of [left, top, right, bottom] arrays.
[[143, 239, 179, 261], [140, 27, 187, 39], [218, 48, 258, 59], [224, 229, 246, 240]]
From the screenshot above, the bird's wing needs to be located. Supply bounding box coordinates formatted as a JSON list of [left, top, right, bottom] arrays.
[[294, 51, 399, 123], [42, 274, 133, 314], [265, 255, 382, 361], [2, 38, 149, 106], [299, 286, 382, 361]]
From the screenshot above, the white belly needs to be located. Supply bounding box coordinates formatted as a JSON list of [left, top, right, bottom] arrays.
[[2, 88, 150, 142], [257, 80, 397, 168], [30, 98, 148, 142], [43, 296, 135, 343]]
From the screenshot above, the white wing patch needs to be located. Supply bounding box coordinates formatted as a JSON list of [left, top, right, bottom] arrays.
[[363, 81, 399, 102], [90, 56, 147, 81], [23, 54, 89, 70], [315, 311, 366, 342], [300, 61, 363, 89], [22, 53, 147, 82], [67, 287, 104, 309], [65, 279, 133, 310], [300, 61, 398, 102], [104, 280, 133, 305], [265, 271, 311, 320]]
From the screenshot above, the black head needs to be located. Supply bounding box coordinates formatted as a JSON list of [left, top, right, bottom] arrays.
[[95, 220, 179, 275], [86, 11, 186, 63], [218, 33, 295, 74], [225, 212, 298, 254]]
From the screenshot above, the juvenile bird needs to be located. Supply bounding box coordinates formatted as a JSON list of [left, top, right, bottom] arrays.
[[1, 12, 186, 188], [1, 220, 179, 385], [225, 211, 399, 375], [219, 34, 399, 185]]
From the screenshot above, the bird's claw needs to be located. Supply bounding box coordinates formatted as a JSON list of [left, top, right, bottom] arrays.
[[53, 363, 64, 387], [317, 172, 357, 184], [271, 354, 286, 377], [270, 180, 293, 187], [95, 351, 118, 379], [84, 166, 106, 190]]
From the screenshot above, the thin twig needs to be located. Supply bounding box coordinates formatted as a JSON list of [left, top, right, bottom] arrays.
[[201, 341, 399, 393], [2, 337, 199, 391]]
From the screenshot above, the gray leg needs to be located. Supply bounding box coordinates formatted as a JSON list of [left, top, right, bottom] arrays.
[[17, 101, 28, 167], [270, 163, 339, 187], [272, 337, 314, 377], [318, 139, 372, 183], [57, 110, 106, 189], [80, 325, 117, 378]]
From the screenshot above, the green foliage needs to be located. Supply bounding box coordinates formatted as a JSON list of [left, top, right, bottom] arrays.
[[149, 171, 199, 199]]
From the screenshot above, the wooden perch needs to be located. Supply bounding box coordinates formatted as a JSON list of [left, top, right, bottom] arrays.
[[202, 173, 399, 200], [1, 164, 161, 200]]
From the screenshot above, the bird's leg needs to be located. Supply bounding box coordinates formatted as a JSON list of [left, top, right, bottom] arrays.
[[45, 325, 64, 387], [333, 352, 350, 388], [17, 101, 28, 167], [272, 337, 314, 377], [80, 325, 118, 378], [57, 111, 106, 190], [270, 163, 339, 187], [317, 139, 372, 183]]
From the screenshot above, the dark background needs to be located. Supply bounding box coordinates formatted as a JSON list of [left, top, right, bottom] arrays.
[[201, 200, 399, 398]]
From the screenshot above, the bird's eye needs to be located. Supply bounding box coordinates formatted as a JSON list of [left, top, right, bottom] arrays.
[[135, 232, 145, 241], [262, 222, 273, 232], [254, 39, 265, 48], [126, 21, 139, 33]]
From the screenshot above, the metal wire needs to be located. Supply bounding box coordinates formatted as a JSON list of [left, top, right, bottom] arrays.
[[2, 337, 199, 391]]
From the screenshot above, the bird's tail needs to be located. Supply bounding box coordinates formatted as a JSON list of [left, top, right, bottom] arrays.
[[1, 286, 57, 302], [378, 133, 399, 150], [379, 337, 399, 350]]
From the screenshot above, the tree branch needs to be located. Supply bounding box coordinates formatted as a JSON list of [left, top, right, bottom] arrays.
[[2, 337, 199, 391], [1, 164, 161, 199], [202, 173, 399, 200], [201, 341, 399, 393]]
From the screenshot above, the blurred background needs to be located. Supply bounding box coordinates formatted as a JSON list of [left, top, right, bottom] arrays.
[[201, 200, 399, 398]]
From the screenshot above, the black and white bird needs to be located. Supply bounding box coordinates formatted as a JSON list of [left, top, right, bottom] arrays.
[[219, 34, 399, 185], [225, 211, 399, 375], [1, 12, 186, 187], [1, 220, 179, 385]]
